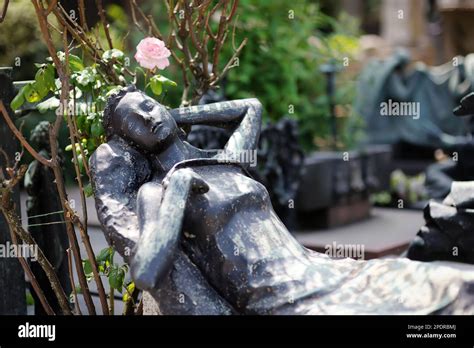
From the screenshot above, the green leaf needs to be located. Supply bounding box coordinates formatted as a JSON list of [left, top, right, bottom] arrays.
[[82, 259, 93, 281], [36, 96, 60, 113], [24, 84, 41, 103], [69, 55, 85, 72], [87, 138, 96, 153], [155, 74, 177, 87], [57, 52, 84, 72], [26, 292, 35, 306], [35, 64, 55, 96], [76, 154, 84, 173], [105, 86, 122, 97], [10, 88, 26, 111], [84, 183, 93, 197], [34, 81, 48, 99], [149, 76, 163, 96], [109, 265, 125, 292], [96, 248, 109, 262], [96, 247, 114, 264], [76, 114, 86, 130], [91, 119, 104, 138], [135, 66, 145, 76], [122, 282, 135, 302], [83, 259, 93, 275]]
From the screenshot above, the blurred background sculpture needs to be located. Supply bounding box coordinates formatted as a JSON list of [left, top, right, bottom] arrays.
[[424, 93, 474, 199], [355, 49, 473, 150], [24, 121, 71, 314], [91, 86, 474, 315], [408, 92, 474, 263]]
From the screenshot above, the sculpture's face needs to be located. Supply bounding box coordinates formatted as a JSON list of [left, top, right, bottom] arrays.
[[113, 91, 178, 152]]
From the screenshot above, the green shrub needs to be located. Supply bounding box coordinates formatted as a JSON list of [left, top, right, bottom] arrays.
[[0, 0, 52, 80], [220, 1, 362, 151]]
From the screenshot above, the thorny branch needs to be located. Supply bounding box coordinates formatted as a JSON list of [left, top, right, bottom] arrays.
[[0, 165, 72, 315], [0, 0, 9, 23]]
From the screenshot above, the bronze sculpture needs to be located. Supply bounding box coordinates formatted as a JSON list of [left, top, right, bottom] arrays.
[[91, 85, 474, 314]]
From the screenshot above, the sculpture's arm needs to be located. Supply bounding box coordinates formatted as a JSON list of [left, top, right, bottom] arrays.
[[169, 99, 263, 153], [131, 168, 209, 291]]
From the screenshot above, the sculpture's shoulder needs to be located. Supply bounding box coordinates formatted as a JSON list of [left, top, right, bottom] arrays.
[[90, 139, 151, 195], [90, 139, 151, 260]]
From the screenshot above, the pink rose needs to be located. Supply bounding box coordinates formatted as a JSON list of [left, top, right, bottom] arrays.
[[134, 37, 171, 70]]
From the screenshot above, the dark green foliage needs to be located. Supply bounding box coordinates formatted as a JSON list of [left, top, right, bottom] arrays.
[[220, 1, 362, 150]]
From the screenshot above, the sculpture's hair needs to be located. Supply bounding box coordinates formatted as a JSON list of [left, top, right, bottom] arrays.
[[103, 84, 138, 139], [30, 120, 51, 149]]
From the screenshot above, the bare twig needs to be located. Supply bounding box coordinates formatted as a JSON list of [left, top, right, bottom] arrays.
[[70, 115, 91, 179], [0, 165, 72, 315], [64, 199, 110, 315], [135, 297, 143, 315], [8, 221, 56, 315], [130, 0, 245, 104], [0, 0, 9, 23], [0, 101, 51, 167], [210, 37, 247, 87], [67, 248, 82, 315], [45, 0, 58, 15], [32, 0, 97, 315], [3, 206, 72, 315], [78, 0, 88, 32], [11, 236, 56, 315], [95, 0, 113, 49]]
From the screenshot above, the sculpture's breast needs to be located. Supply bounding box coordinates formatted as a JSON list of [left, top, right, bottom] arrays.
[[183, 165, 271, 232]]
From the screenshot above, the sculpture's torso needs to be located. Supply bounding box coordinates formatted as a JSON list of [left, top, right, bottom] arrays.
[[173, 164, 343, 313], [167, 164, 474, 315], [91, 140, 474, 315]]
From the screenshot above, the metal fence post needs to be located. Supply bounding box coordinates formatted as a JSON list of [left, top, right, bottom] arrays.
[[0, 67, 27, 314]]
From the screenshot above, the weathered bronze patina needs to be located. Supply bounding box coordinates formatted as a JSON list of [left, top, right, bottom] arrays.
[[91, 85, 474, 314]]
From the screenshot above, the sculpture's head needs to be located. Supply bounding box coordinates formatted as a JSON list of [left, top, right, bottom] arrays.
[[103, 85, 179, 153]]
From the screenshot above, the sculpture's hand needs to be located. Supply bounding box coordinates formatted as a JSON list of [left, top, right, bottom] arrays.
[[162, 168, 209, 194], [188, 170, 209, 194], [132, 168, 208, 291]]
